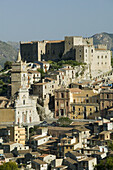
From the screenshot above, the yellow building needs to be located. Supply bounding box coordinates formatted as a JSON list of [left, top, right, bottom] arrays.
[[69, 89, 100, 119], [8, 126, 25, 145]]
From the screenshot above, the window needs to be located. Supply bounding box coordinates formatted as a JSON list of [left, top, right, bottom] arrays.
[[57, 102, 59, 106], [23, 74, 25, 81], [90, 108, 92, 111], [95, 107, 98, 112], [79, 49, 81, 52], [61, 93, 64, 98], [105, 62, 107, 64], [56, 111, 59, 116], [86, 99, 89, 103], [66, 102, 68, 106], [97, 56, 99, 59], [86, 49, 87, 53], [98, 62, 99, 65], [18, 112, 19, 114], [23, 100, 25, 105], [101, 56, 103, 58], [29, 117, 31, 122], [61, 109, 64, 116], [107, 94, 109, 99], [73, 106, 75, 111], [80, 55, 81, 58], [78, 108, 80, 111], [105, 56, 107, 58], [78, 112, 80, 115], [44, 95, 46, 98], [101, 62, 103, 64], [18, 118, 19, 123], [52, 85, 54, 88], [73, 117, 75, 119], [91, 49, 93, 53], [86, 94, 88, 97], [45, 86, 46, 89]]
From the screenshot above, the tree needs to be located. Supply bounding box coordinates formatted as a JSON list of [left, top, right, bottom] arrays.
[[37, 68, 45, 80], [4, 61, 12, 70], [0, 161, 18, 170], [108, 142, 113, 151], [94, 156, 113, 170], [57, 117, 72, 126]]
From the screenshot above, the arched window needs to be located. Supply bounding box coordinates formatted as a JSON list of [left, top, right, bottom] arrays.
[[29, 117, 31, 122], [107, 94, 109, 99], [23, 100, 25, 105], [18, 118, 20, 123]]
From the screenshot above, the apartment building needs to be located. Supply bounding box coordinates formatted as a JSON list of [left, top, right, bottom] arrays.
[[100, 88, 113, 118], [55, 87, 100, 119], [8, 125, 25, 145]]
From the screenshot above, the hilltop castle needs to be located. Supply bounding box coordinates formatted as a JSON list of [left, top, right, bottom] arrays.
[[20, 36, 112, 76]]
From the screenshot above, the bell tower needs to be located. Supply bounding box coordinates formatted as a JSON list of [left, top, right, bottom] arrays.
[[11, 51, 28, 97]]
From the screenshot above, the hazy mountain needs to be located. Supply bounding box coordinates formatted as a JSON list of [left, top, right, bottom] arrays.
[[0, 41, 18, 69], [92, 32, 113, 51], [7, 41, 19, 51]]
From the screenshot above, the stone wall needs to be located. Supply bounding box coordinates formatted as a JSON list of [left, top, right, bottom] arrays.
[[20, 42, 38, 62]]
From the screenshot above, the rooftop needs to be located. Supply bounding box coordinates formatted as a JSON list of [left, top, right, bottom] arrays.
[[32, 159, 47, 165], [66, 157, 77, 164]]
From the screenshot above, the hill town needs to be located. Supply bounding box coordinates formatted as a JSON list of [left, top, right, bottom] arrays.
[[0, 35, 113, 169]]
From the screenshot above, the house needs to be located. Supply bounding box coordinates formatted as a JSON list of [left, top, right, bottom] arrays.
[[38, 154, 56, 164], [0, 142, 23, 153], [8, 125, 26, 145], [51, 159, 67, 170], [64, 151, 97, 170], [30, 134, 51, 150], [36, 61, 50, 73], [32, 159, 48, 170]]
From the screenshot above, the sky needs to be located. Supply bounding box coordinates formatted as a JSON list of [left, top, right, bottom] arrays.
[[0, 0, 113, 42]]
